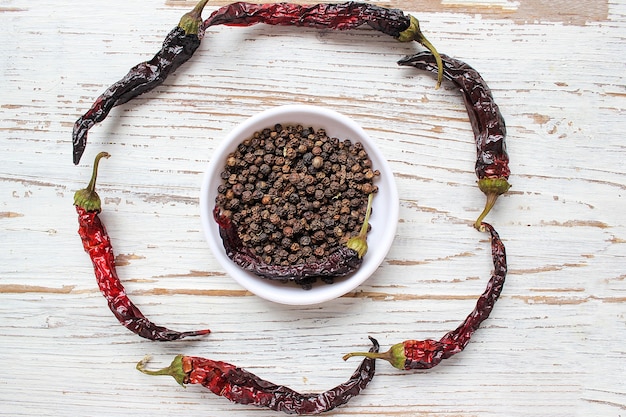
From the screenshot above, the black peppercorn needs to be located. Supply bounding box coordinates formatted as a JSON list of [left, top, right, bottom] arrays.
[[215, 124, 379, 267]]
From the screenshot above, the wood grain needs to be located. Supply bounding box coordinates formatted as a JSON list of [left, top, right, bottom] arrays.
[[1, 0, 625, 416]]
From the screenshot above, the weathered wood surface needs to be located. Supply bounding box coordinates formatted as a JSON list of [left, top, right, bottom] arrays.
[[1, 0, 624, 415]]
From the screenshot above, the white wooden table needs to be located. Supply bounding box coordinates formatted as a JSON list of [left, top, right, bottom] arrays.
[[1, 0, 624, 415]]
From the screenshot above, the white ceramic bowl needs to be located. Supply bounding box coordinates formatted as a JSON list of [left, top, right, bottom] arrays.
[[200, 105, 398, 305]]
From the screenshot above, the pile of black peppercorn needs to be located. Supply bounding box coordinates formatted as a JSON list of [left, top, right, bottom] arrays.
[[215, 124, 379, 267]]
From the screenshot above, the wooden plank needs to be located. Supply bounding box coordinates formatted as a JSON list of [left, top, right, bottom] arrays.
[[0, 0, 624, 415]]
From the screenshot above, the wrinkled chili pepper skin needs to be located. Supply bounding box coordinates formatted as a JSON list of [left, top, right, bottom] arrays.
[[201, 2, 444, 87], [202, 2, 411, 37], [72, 0, 209, 165], [213, 206, 362, 288], [399, 52, 510, 228], [398, 52, 509, 182], [140, 337, 379, 414], [76, 206, 211, 341], [400, 222, 506, 369], [72, 27, 200, 165], [344, 222, 506, 370], [75, 152, 210, 341]]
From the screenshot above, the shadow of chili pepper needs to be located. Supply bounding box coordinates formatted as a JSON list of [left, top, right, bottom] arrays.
[[343, 222, 506, 369], [137, 336, 379, 414], [74, 152, 211, 341], [398, 52, 511, 228], [72, 0, 209, 165]]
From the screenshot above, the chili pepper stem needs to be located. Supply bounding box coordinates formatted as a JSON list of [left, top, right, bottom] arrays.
[[417, 36, 443, 90], [474, 193, 498, 231], [179, 0, 210, 35], [398, 16, 443, 89], [343, 341, 406, 370], [475, 178, 511, 230], [73, 151, 110, 212], [137, 354, 187, 388], [346, 193, 374, 258]]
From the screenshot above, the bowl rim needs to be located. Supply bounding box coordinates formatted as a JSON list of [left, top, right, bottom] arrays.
[[200, 104, 399, 305]]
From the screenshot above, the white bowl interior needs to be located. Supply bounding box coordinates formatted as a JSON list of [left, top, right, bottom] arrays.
[[200, 105, 398, 305]]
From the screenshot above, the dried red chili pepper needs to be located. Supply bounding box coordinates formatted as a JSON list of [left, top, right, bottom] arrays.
[[74, 152, 210, 341], [213, 193, 374, 288], [398, 52, 511, 229], [137, 336, 379, 415], [201, 1, 443, 87], [72, 0, 209, 165], [343, 222, 506, 369]]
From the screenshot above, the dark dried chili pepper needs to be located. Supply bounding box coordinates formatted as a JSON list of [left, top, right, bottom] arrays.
[[343, 222, 506, 369], [74, 152, 210, 340], [213, 193, 374, 288], [398, 52, 511, 229], [201, 2, 443, 87], [137, 336, 379, 415], [71, 0, 209, 165]]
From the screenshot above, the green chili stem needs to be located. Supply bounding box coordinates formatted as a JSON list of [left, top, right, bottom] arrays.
[[73, 151, 110, 212], [179, 0, 210, 35], [136, 354, 188, 388], [346, 193, 374, 258], [398, 16, 443, 89], [474, 192, 498, 230], [343, 342, 406, 370], [416, 36, 443, 90], [86, 152, 109, 194], [474, 177, 511, 230], [342, 351, 384, 360]]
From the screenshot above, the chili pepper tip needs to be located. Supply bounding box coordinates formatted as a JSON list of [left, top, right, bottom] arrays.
[[178, 0, 210, 35], [73, 151, 110, 212], [137, 354, 188, 388], [397, 16, 443, 89]]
